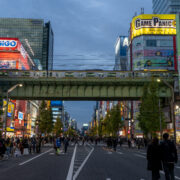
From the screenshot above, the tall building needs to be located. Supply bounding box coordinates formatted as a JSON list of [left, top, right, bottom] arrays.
[[129, 14, 177, 71], [51, 101, 64, 123], [153, 0, 180, 14], [0, 18, 54, 70], [114, 36, 128, 71]]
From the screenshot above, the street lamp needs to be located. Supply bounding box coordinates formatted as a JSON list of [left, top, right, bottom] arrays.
[[157, 78, 176, 144], [4, 84, 23, 138]]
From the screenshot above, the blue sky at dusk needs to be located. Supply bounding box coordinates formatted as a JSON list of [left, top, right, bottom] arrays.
[[0, 0, 152, 128]]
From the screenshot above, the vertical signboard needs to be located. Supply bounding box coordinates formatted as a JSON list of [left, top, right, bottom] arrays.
[[176, 15, 180, 91]]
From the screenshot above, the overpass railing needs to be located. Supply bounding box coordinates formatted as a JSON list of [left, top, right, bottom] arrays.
[[0, 70, 178, 79]]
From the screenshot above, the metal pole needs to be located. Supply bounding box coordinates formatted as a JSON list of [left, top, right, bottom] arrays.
[[159, 99, 162, 140], [162, 80, 176, 144], [4, 92, 9, 139]]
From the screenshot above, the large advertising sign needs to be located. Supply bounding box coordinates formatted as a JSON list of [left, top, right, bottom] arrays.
[[0, 60, 17, 69], [0, 38, 30, 70], [18, 112, 24, 120], [51, 101, 63, 107], [131, 14, 176, 40]]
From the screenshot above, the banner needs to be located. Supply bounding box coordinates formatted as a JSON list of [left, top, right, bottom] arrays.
[[131, 14, 176, 40]]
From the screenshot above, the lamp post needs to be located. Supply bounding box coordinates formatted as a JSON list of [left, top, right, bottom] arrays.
[[4, 84, 23, 138], [157, 78, 176, 144]]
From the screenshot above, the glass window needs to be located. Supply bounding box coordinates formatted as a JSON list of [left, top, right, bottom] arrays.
[[146, 40, 157, 47]]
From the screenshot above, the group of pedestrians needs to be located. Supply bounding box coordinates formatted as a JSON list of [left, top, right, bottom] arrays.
[[53, 136, 69, 155], [0, 136, 42, 160], [147, 133, 178, 180]]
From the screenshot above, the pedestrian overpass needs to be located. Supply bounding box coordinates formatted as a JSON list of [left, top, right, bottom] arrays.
[[0, 70, 176, 100]]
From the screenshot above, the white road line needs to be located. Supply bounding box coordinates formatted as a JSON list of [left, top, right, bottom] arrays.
[[117, 151, 123, 155], [66, 144, 77, 180], [134, 154, 146, 158], [106, 178, 111, 180], [73, 146, 94, 180], [107, 152, 112, 154], [160, 171, 180, 179], [176, 166, 180, 169], [19, 148, 53, 166]]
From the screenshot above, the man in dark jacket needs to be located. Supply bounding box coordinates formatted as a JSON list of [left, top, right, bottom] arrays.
[[147, 137, 162, 180], [160, 133, 178, 180]]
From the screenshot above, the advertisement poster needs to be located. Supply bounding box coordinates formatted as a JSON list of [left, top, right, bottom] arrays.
[[18, 112, 24, 120], [131, 14, 176, 40], [0, 60, 17, 69]]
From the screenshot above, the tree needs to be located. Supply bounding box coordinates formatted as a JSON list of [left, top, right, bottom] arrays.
[[138, 79, 166, 137], [98, 117, 103, 137], [53, 116, 63, 136], [64, 127, 77, 137], [38, 101, 53, 135], [103, 104, 123, 137], [110, 104, 123, 137]]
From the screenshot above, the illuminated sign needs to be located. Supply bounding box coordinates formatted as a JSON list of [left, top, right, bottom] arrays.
[[0, 40, 17, 47], [131, 14, 176, 40], [18, 112, 23, 120]]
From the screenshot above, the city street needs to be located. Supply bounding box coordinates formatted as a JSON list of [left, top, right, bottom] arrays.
[[0, 143, 180, 180]]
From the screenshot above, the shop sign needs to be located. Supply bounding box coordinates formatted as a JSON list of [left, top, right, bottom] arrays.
[[6, 127, 14, 132], [131, 14, 176, 40]]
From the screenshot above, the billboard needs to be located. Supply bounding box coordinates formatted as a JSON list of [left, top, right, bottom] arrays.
[[131, 14, 176, 40], [18, 112, 24, 120], [51, 101, 63, 107], [0, 38, 30, 70]]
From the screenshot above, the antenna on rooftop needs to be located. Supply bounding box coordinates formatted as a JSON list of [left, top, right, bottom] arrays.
[[141, 8, 144, 14]]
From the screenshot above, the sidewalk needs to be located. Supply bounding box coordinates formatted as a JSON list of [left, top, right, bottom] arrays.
[[0, 144, 53, 162]]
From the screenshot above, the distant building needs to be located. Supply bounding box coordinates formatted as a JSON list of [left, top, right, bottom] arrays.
[[0, 18, 54, 70], [69, 119, 77, 130], [128, 14, 177, 71], [51, 101, 64, 123], [153, 0, 180, 14], [81, 124, 89, 136], [114, 36, 128, 70]]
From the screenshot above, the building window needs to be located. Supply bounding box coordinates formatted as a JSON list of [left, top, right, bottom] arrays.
[[146, 40, 157, 47]]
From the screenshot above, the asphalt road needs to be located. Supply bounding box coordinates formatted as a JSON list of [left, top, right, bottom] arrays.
[[0, 143, 180, 180]]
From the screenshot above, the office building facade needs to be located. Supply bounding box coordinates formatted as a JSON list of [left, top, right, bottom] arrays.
[[129, 14, 177, 71], [0, 18, 53, 70], [153, 0, 180, 14], [114, 36, 128, 71]]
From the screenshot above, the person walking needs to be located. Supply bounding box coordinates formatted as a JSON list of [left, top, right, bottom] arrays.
[[64, 137, 69, 153], [113, 138, 118, 151], [56, 137, 61, 155], [147, 137, 162, 180], [160, 133, 178, 180]]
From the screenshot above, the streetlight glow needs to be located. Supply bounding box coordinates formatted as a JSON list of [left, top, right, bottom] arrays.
[[157, 78, 161, 82]]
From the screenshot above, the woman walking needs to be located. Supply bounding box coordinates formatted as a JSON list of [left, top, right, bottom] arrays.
[[147, 137, 162, 180]]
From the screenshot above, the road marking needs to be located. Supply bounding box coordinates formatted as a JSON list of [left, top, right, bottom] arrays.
[[19, 148, 53, 166], [66, 144, 77, 180], [161, 170, 180, 179], [139, 152, 146, 155], [106, 178, 111, 180], [49, 152, 55, 155], [160, 171, 165, 174], [107, 152, 112, 154], [73, 146, 94, 180], [176, 166, 180, 169], [117, 151, 123, 155], [134, 154, 146, 158]]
